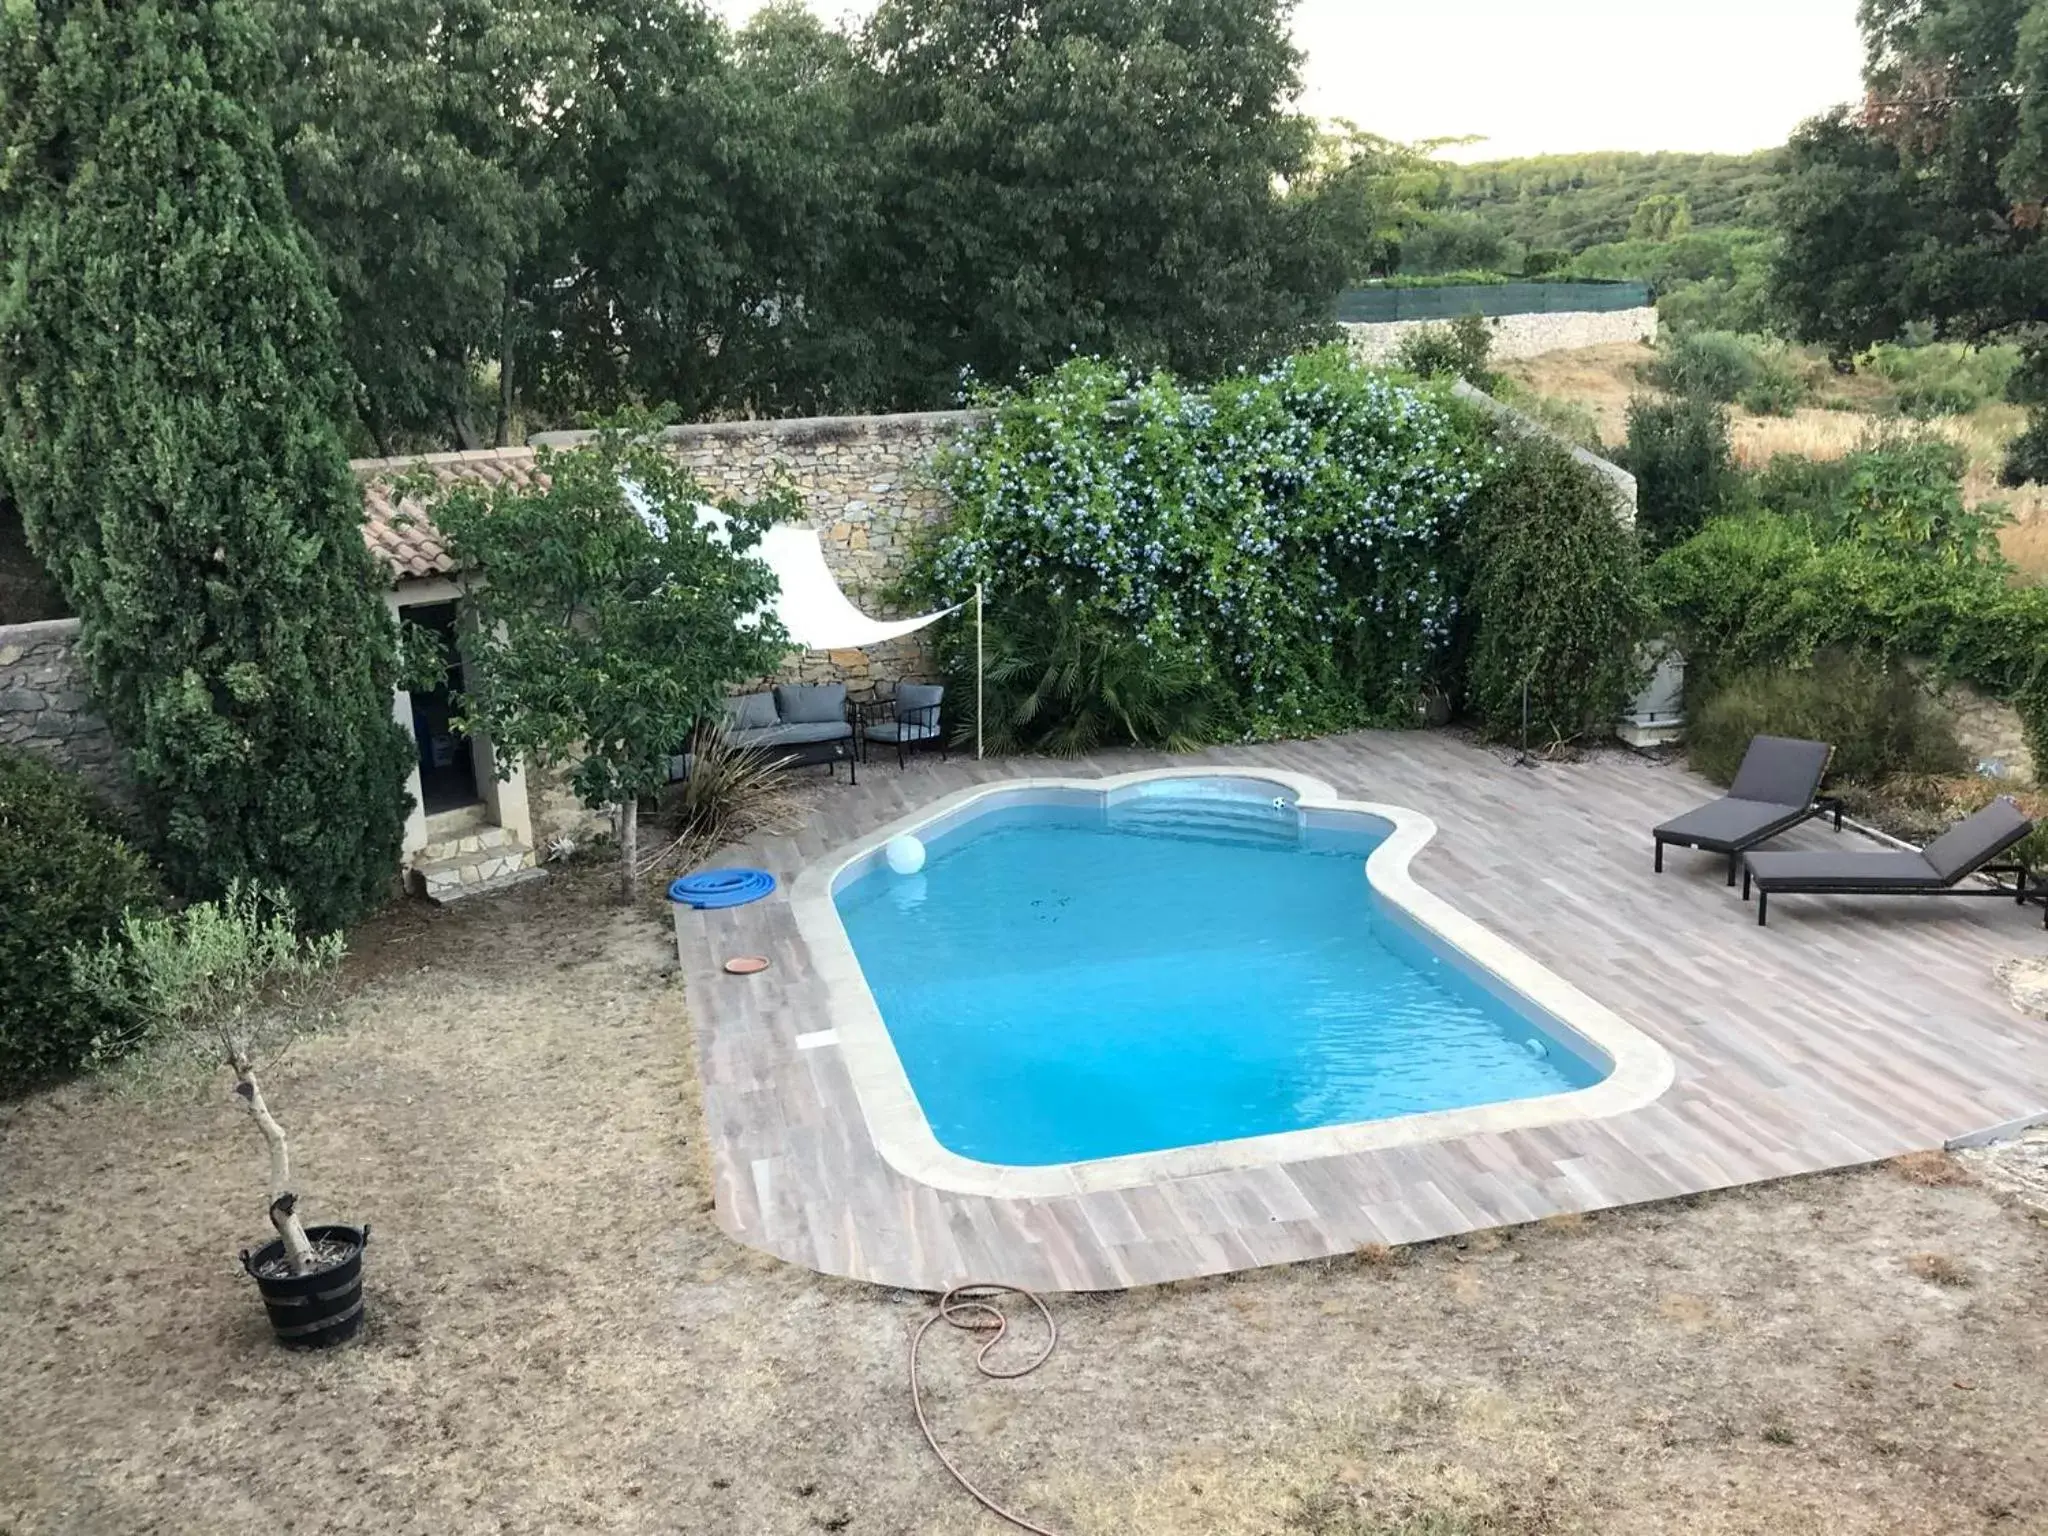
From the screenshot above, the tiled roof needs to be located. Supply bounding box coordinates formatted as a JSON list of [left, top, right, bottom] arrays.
[[354, 446, 545, 582]]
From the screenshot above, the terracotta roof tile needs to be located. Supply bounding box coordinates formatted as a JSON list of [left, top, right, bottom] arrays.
[[353, 446, 547, 582]]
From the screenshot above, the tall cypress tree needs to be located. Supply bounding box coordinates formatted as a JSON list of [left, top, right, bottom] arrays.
[[0, 0, 412, 930]]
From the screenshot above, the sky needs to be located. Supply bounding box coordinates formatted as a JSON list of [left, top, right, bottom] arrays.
[[707, 0, 1868, 161]]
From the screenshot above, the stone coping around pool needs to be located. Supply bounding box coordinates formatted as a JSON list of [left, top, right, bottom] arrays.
[[787, 766, 1678, 1199]]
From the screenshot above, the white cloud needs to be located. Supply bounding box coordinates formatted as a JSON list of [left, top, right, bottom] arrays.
[[706, 0, 1866, 158]]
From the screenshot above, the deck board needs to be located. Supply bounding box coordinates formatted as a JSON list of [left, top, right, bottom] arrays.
[[673, 733, 2048, 1291]]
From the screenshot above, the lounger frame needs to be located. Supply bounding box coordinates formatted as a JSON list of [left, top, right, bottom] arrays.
[[1743, 850, 2039, 928]]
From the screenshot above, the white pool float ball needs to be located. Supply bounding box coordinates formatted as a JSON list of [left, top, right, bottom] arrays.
[[885, 834, 927, 876]]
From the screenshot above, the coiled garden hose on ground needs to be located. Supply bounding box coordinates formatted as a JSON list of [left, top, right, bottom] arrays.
[[909, 1284, 1065, 1536]]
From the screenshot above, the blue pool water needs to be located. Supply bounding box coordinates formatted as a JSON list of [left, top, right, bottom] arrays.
[[834, 781, 1605, 1166]]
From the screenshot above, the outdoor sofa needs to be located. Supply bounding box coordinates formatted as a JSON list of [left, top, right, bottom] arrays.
[[1653, 735, 1840, 886], [672, 683, 860, 785], [1742, 796, 2039, 927]]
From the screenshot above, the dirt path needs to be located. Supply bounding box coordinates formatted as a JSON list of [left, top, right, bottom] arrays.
[[2, 874, 2045, 1535]]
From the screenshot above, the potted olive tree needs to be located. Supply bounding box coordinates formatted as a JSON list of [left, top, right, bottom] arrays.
[[72, 883, 362, 1347]]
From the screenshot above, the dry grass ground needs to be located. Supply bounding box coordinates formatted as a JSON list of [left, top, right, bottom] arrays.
[[3, 874, 2046, 1536], [1502, 343, 2048, 575]]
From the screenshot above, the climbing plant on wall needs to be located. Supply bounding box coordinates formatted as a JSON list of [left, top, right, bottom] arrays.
[[910, 348, 1647, 753]]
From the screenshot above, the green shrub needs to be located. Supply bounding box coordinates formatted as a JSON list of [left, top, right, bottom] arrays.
[[2016, 656, 2048, 783], [1687, 652, 1967, 788], [1867, 342, 2021, 419], [973, 604, 1220, 755], [1648, 329, 1761, 403], [915, 351, 1487, 743], [0, 748, 162, 1093], [1832, 435, 2004, 565], [1748, 452, 1855, 520], [1749, 437, 2000, 564], [1737, 349, 1809, 415], [1655, 269, 1776, 335], [2001, 407, 2048, 486], [1621, 393, 1736, 552], [916, 350, 1643, 752], [1462, 433, 1648, 745], [1394, 312, 1497, 389], [1651, 508, 2044, 705]]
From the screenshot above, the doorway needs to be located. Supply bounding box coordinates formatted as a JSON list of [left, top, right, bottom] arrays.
[[407, 601, 482, 814]]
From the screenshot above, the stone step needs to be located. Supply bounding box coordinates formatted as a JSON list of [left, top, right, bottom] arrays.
[[416, 823, 521, 867], [414, 841, 543, 904]]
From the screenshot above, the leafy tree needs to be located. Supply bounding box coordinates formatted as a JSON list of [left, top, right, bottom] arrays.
[[844, 0, 1344, 404], [1772, 0, 2048, 479], [0, 0, 415, 932], [1395, 211, 1514, 276], [265, 0, 581, 454], [527, 1, 879, 424], [1290, 124, 1442, 284], [1627, 192, 1693, 242], [418, 426, 791, 897]]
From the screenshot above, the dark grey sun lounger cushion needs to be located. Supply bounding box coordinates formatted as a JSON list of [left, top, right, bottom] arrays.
[[1742, 796, 2039, 926], [1653, 735, 1836, 884]]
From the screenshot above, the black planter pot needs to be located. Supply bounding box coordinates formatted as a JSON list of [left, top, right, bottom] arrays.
[[240, 1223, 369, 1349]]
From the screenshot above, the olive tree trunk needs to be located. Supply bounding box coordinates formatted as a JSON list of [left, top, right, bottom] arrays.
[[232, 1060, 316, 1273]]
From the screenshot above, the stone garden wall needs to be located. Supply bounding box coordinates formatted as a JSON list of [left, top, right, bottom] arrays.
[[0, 617, 126, 802], [536, 410, 981, 701], [1345, 306, 1658, 364]]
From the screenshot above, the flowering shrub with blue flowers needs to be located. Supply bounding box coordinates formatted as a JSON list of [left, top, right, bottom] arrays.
[[911, 348, 1648, 751], [914, 350, 1494, 747]]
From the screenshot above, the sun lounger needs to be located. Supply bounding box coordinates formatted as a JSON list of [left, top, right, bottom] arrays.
[[1653, 736, 1840, 886], [1741, 796, 2038, 927]]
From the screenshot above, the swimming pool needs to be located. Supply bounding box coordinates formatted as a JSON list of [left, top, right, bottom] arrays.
[[795, 770, 1673, 1195]]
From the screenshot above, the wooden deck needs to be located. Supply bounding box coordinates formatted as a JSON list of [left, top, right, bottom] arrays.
[[671, 733, 2048, 1292]]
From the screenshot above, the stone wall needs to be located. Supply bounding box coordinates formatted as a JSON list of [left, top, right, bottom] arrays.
[[1345, 306, 1658, 365], [535, 411, 982, 700], [0, 617, 126, 801]]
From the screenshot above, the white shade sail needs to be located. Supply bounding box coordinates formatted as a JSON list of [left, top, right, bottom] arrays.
[[622, 480, 963, 652], [746, 520, 964, 651]]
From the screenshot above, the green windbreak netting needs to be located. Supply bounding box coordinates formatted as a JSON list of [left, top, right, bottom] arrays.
[[1335, 282, 1652, 323]]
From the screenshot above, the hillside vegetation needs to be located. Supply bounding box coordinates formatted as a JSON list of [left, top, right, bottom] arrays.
[[1436, 150, 1785, 253]]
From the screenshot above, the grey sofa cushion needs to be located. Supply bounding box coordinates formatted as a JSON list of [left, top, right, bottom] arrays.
[[774, 682, 848, 725], [723, 691, 779, 732], [742, 720, 852, 748]]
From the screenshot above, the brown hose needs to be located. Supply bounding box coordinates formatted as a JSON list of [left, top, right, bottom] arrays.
[[909, 1284, 1065, 1536]]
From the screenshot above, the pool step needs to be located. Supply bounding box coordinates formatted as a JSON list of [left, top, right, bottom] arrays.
[[1108, 797, 1302, 848]]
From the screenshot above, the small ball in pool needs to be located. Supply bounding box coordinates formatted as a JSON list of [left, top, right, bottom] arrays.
[[885, 834, 927, 876]]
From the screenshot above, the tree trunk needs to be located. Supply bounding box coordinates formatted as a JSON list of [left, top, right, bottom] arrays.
[[233, 1064, 316, 1274], [618, 796, 639, 903], [495, 284, 516, 449]]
